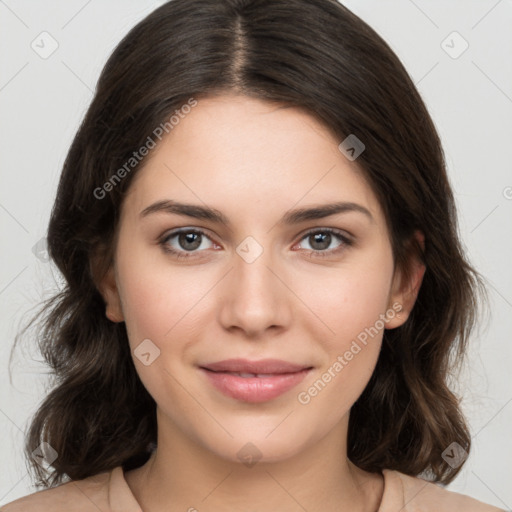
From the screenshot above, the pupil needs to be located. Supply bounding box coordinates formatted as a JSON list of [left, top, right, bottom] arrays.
[[180, 232, 201, 251], [176, 232, 331, 252], [312, 232, 330, 250]]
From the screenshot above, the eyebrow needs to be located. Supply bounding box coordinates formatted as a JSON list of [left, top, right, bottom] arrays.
[[139, 199, 373, 226]]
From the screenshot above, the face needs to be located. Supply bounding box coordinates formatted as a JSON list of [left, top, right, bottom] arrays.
[[100, 94, 421, 465]]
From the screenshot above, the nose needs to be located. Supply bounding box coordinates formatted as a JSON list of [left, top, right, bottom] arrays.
[[217, 242, 292, 339]]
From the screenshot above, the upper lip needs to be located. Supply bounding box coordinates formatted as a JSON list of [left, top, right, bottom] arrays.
[[200, 358, 312, 374]]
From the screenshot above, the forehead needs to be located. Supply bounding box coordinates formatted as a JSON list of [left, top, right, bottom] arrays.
[[122, 94, 384, 227]]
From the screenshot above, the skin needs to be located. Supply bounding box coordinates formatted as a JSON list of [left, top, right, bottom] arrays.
[[99, 94, 425, 512]]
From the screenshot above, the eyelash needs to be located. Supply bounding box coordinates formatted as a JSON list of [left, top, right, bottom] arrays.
[[158, 227, 353, 260]]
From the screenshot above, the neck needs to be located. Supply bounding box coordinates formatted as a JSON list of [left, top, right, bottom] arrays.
[[125, 410, 383, 512]]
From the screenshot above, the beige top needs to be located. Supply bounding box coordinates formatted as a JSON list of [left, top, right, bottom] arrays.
[[0, 466, 506, 512]]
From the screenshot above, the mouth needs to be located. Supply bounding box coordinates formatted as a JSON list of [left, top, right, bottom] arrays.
[[199, 359, 313, 403]]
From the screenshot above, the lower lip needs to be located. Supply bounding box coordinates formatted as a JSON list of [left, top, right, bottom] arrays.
[[200, 368, 312, 403]]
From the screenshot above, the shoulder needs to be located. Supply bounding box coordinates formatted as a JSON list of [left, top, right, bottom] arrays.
[[382, 469, 507, 512], [0, 469, 114, 512]]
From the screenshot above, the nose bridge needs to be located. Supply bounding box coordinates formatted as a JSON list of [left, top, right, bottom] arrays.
[[219, 234, 289, 336]]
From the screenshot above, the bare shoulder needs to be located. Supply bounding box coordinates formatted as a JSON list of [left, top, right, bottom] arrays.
[[0, 470, 113, 512], [391, 470, 507, 512]]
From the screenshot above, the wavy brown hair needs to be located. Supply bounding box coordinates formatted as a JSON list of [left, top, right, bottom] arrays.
[[11, 0, 484, 488]]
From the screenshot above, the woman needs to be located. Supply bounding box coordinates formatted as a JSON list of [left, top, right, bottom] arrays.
[[3, 0, 506, 510]]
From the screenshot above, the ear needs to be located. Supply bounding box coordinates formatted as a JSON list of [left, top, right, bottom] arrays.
[[97, 264, 125, 323], [385, 230, 426, 329]]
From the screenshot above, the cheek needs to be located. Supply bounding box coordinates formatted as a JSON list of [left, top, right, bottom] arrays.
[[114, 246, 205, 405], [294, 256, 394, 406], [303, 256, 394, 346], [115, 238, 209, 343]]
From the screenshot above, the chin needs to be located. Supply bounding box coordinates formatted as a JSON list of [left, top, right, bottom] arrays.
[[222, 437, 306, 466], [196, 422, 317, 467]]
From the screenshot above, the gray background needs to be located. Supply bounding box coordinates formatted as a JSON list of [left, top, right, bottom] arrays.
[[1, 0, 511, 508]]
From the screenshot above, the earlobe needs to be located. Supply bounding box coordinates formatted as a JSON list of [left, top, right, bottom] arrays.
[[386, 231, 426, 329], [98, 265, 125, 323]]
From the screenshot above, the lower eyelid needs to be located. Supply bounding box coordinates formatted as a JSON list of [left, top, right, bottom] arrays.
[[295, 230, 351, 253], [160, 229, 215, 251], [160, 228, 352, 256]]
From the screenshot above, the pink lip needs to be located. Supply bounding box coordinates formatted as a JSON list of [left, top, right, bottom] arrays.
[[201, 358, 310, 374], [199, 358, 313, 403]]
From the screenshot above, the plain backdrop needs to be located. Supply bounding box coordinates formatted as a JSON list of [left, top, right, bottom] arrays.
[[1, 0, 511, 508]]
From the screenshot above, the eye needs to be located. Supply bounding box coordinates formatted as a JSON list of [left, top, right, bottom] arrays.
[[159, 227, 353, 260], [159, 228, 216, 259], [294, 228, 352, 258]]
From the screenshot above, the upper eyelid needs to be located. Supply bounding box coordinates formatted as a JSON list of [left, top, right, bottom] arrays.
[[160, 226, 352, 248]]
